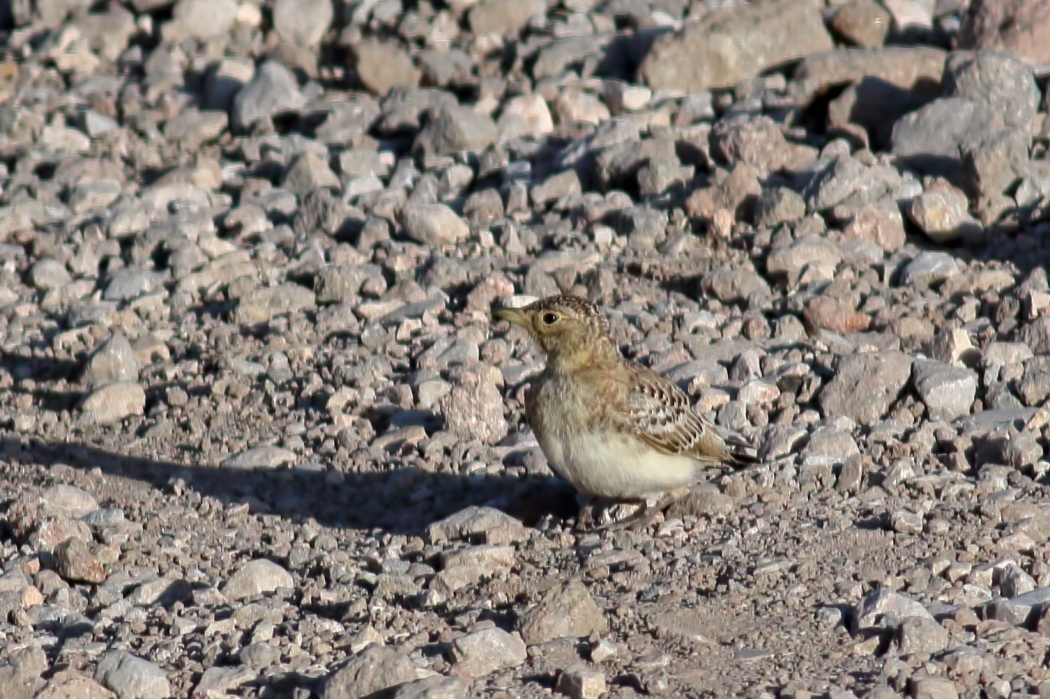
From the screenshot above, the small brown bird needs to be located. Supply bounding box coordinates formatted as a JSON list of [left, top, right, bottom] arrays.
[[494, 294, 757, 528]]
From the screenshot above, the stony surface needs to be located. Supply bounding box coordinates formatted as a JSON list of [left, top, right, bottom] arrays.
[[2, 0, 1050, 698]]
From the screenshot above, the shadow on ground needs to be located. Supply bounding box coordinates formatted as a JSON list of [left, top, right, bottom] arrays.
[[0, 436, 580, 536]]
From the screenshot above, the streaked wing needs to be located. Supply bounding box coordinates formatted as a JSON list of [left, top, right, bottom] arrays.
[[616, 364, 752, 466]]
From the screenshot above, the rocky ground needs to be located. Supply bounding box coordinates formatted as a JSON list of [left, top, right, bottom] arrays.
[[2, 0, 1050, 697]]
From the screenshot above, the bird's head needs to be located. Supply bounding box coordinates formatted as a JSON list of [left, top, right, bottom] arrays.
[[493, 294, 619, 369]]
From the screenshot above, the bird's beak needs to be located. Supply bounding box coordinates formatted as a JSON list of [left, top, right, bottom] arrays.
[[493, 308, 527, 328]]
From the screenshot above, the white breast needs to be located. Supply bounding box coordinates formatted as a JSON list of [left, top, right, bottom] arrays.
[[536, 429, 701, 500]]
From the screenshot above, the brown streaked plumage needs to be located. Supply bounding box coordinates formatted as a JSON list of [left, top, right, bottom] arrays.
[[494, 294, 757, 527]]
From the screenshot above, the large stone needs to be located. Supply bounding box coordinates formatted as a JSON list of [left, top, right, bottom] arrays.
[[449, 628, 527, 678], [320, 645, 422, 699], [942, 50, 1040, 131], [352, 40, 420, 96], [821, 351, 913, 426], [852, 587, 934, 634], [95, 651, 171, 699], [912, 359, 977, 422], [401, 203, 470, 247], [958, 0, 1050, 64], [222, 559, 294, 601], [469, 0, 547, 36], [640, 0, 833, 91], [891, 97, 1003, 178], [440, 372, 508, 444], [518, 579, 608, 645]]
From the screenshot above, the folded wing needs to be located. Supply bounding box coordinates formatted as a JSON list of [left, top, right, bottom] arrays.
[[616, 365, 758, 468]]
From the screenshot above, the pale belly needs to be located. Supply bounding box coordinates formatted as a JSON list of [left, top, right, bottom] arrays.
[[535, 428, 701, 500]]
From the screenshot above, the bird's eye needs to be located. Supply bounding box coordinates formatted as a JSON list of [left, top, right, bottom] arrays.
[[541, 312, 559, 325]]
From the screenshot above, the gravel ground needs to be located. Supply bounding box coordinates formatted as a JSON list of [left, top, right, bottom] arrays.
[[2, 0, 1050, 697]]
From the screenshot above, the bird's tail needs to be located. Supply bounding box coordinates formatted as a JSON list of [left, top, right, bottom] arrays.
[[723, 435, 760, 469]]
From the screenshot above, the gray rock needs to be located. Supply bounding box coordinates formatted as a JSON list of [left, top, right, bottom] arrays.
[[273, 0, 332, 47], [518, 578, 608, 645], [531, 170, 582, 206], [1000, 563, 1036, 598], [710, 114, 796, 174], [191, 666, 256, 697], [283, 152, 340, 196], [852, 587, 934, 634], [556, 668, 607, 699], [80, 382, 146, 424], [909, 676, 959, 699], [449, 627, 527, 678], [701, 266, 772, 304], [897, 616, 949, 654], [804, 156, 884, 212], [802, 427, 860, 461], [431, 545, 515, 594], [320, 645, 422, 699], [389, 676, 469, 699], [240, 643, 279, 669], [890, 509, 924, 535], [942, 50, 1040, 132], [126, 577, 194, 606], [103, 268, 161, 302], [222, 559, 294, 601], [233, 283, 316, 324], [912, 360, 976, 421], [961, 128, 1031, 199], [401, 203, 470, 246], [469, 0, 546, 36], [95, 651, 171, 699], [1019, 358, 1050, 406], [667, 488, 733, 518], [906, 189, 981, 244], [900, 251, 960, 287], [616, 206, 668, 251], [69, 180, 122, 214], [172, 0, 237, 39], [0, 645, 46, 698], [53, 538, 107, 584], [315, 263, 387, 304], [640, 0, 833, 91], [414, 105, 497, 158], [766, 235, 843, 284], [754, 187, 806, 229], [426, 506, 530, 545], [82, 333, 141, 388], [982, 337, 1033, 365], [352, 40, 421, 96], [28, 258, 72, 291], [891, 97, 1001, 178], [821, 351, 913, 426], [232, 61, 306, 133], [43, 485, 100, 519], [440, 372, 508, 444], [221, 446, 297, 470], [984, 585, 1050, 627], [1021, 317, 1050, 354]]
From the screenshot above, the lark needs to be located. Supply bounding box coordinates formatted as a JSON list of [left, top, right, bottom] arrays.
[[495, 294, 758, 529]]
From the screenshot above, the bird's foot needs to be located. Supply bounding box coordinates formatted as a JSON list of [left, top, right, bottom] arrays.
[[573, 496, 598, 532], [601, 488, 691, 532]]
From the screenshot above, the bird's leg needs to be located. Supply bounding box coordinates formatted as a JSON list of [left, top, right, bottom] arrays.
[[605, 487, 691, 532], [574, 494, 598, 532]]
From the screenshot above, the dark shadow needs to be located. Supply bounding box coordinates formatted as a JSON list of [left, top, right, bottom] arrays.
[[0, 436, 580, 536], [0, 349, 83, 383], [0, 350, 85, 412]]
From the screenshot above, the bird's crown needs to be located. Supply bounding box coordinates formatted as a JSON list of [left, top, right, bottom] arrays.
[[494, 294, 618, 368]]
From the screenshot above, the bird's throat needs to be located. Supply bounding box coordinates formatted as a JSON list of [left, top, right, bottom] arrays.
[[546, 337, 621, 373]]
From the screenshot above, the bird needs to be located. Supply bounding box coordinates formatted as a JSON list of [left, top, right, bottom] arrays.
[[493, 294, 758, 529]]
